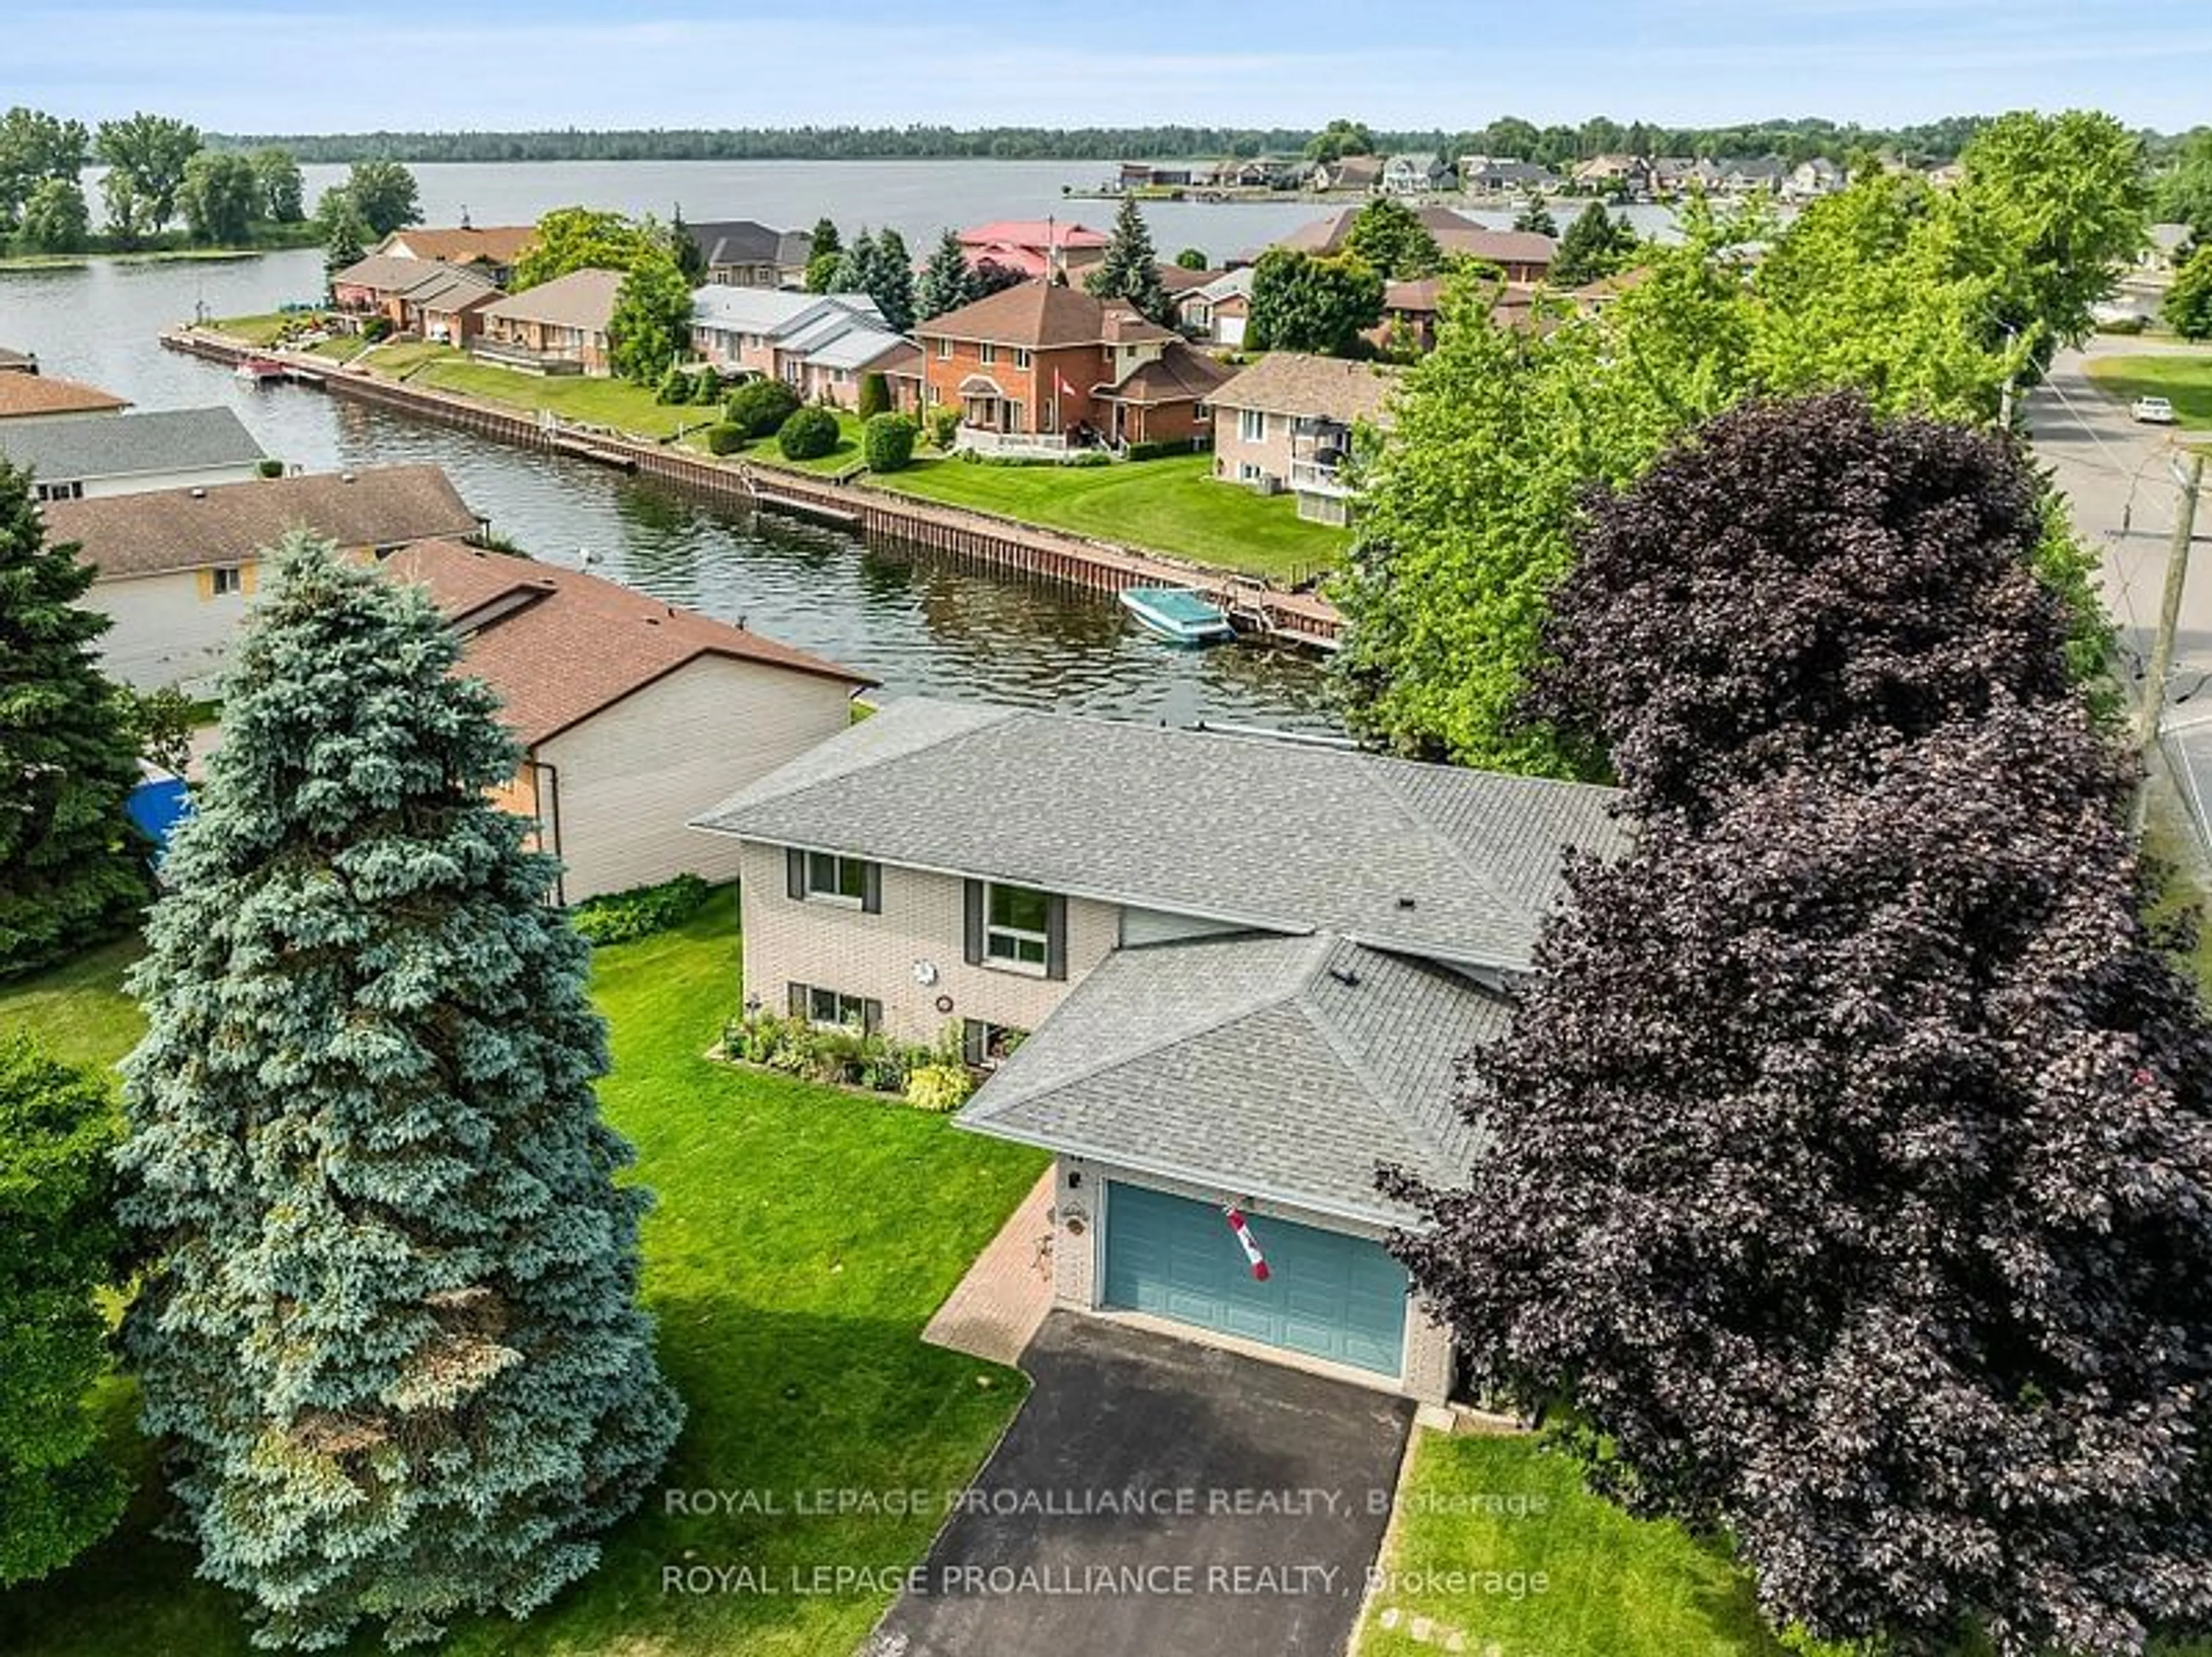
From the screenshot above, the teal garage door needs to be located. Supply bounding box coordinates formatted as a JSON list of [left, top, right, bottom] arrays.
[[1101, 1182, 1408, 1375]]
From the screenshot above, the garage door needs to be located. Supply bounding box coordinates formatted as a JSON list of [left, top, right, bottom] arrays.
[[1101, 1182, 1408, 1375]]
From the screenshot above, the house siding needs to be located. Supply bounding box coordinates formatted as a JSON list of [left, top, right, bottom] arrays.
[[735, 845, 1118, 1045], [54, 459, 265, 501], [1049, 1154, 1457, 1405], [1211, 404, 1294, 488], [533, 656, 856, 903], [85, 567, 253, 693]]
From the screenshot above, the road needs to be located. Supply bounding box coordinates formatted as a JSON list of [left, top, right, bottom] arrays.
[[2024, 338, 2211, 706]]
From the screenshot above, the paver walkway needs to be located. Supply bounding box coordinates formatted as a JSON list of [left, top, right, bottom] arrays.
[[921, 1169, 1056, 1367]]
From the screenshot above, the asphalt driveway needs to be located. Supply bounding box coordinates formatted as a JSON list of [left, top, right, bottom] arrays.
[[865, 1312, 1412, 1657]]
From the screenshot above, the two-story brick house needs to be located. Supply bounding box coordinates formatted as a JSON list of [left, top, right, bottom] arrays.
[[915, 282, 1232, 449], [692, 699, 1623, 1406]]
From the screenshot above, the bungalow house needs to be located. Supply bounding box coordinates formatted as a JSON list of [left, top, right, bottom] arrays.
[[45, 464, 482, 693], [0, 372, 129, 425], [956, 220, 1110, 282], [330, 253, 443, 324], [688, 286, 911, 407], [1459, 157, 1559, 196], [1571, 153, 1652, 195], [1381, 153, 1452, 196], [1316, 154, 1382, 193], [0, 406, 264, 502], [1266, 207, 1555, 283], [373, 224, 536, 287], [475, 268, 624, 376], [382, 539, 874, 903], [1176, 266, 1253, 347], [1156, 262, 1217, 300], [1225, 155, 1307, 190], [1926, 161, 1967, 190], [397, 263, 503, 346], [687, 220, 815, 289], [1209, 351, 1397, 526], [915, 282, 1232, 451], [1117, 162, 1214, 191], [690, 699, 1624, 1404]]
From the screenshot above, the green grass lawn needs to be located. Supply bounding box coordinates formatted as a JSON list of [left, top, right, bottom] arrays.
[[0, 889, 1050, 1656], [726, 411, 870, 478], [210, 311, 305, 347], [870, 451, 1350, 581], [409, 357, 709, 440], [1358, 1433, 1785, 1657], [2085, 352, 2212, 434]]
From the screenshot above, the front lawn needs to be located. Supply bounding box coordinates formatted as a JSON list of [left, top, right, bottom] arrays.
[[407, 357, 711, 441], [870, 451, 1350, 582], [2085, 351, 2212, 434], [0, 888, 1050, 1656]]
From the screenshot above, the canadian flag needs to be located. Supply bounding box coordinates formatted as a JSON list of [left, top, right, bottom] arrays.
[[1224, 1206, 1270, 1281], [1056, 372, 1077, 398]]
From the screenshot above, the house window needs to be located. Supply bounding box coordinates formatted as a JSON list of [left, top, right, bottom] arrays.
[[1238, 408, 1266, 443], [788, 982, 882, 1032], [961, 1019, 1028, 1068], [1014, 348, 1032, 369], [979, 342, 997, 365], [1237, 461, 1261, 482], [936, 338, 952, 360], [787, 847, 880, 911], [34, 479, 84, 502], [210, 565, 245, 596], [984, 882, 1051, 972]]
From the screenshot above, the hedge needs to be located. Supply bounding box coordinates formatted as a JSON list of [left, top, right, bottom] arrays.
[[862, 411, 917, 472], [725, 377, 801, 438], [704, 422, 745, 456], [568, 873, 713, 946]]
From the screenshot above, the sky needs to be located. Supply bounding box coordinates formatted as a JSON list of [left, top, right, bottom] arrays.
[[13, 0, 2211, 135]]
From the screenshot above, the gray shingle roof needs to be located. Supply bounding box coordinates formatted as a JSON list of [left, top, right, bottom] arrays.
[[0, 406, 263, 486], [694, 697, 1623, 972], [959, 930, 1503, 1221]]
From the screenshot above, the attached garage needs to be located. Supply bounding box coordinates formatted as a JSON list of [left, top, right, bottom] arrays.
[[1101, 1181, 1409, 1377]]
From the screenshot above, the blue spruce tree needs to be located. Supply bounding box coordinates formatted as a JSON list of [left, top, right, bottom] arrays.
[[117, 532, 682, 1650]]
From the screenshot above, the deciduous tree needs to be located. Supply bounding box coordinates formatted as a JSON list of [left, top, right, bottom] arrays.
[[251, 147, 304, 223], [343, 158, 422, 239], [0, 107, 88, 231], [1246, 247, 1384, 357], [0, 1036, 126, 1587], [118, 534, 683, 1650], [0, 461, 147, 977], [16, 177, 88, 254], [177, 149, 259, 245], [1548, 200, 1637, 287], [93, 111, 200, 236], [608, 252, 694, 382], [1344, 196, 1442, 279], [804, 218, 843, 293], [512, 206, 661, 289], [2166, 244, 2212, 342]]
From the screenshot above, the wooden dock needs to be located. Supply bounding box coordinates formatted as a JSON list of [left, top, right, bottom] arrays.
[[158, 328, 1343, 650]]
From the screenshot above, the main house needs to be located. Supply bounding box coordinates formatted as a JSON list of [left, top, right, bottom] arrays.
[[47, 464, 482, 691], [475, 268, 624, 376], [685, 220, 815, 289], [384, 539, 874, 903], [1209, 351, 1397, 525], [0, 406, 264, 502], [692, 700, 1623, 1405], [915, 282, 1232, 451], [688, 286, 914, 408]]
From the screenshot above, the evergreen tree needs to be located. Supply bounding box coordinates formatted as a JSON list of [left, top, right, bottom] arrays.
[[1549, 200, 1638, 286], [319, 187, 369, 287], [1084, 194, 1170, 324], [830, 226, 877, 297], [872, 227, 917, 334], [916, 227, 979, 320], [804, 218, 842, 294], [0, 1036, 127, 1586], [0, 460, 147, 978], [1512, 193, 1558, 237], [117, 533, 683, 1651], [666, 205, 705, 283]]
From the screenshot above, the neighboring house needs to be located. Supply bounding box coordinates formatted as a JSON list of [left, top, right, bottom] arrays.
[[1209, 351, 1397, 526], [384, 539, 874, 903], [397, 263, 503, 346], [475, 268, 625, 376], [0, 406, 264, 502], [1571, 153, 1653, 194], [1785, 158, 1845, 202], [1266, 207, 1555, 282], [690, 699, 1624, 1405], [373, 225, 536, 287], [1316, 154, 1382, 193], [2143, 223, 2195, 278], [330, 253, 442, 323], [1715, 156, 1789, 196], [1926, 161, 1967, 190], [1375, 277, 1444, 351], [0, 346, 37, 374], [1177, 266, 1253, 347], [687, 220, 815, 289], [1155, 262, 1217, 299], [1225, 155, 1307, 190], [46, 464, 482, 692], [916, 282, 1231, 450], [1459, 157, 1559, 196], [1117, 162, 1214, 190], [956, 220, 1110, 282], [0, 372, 129, 424], [688, 286, 908, 406], [1649, 157, 1721, 196], [1381, 153, 1452, 196]]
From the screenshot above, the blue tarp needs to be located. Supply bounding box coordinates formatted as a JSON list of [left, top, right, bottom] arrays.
[[127, 775, 192, 861]]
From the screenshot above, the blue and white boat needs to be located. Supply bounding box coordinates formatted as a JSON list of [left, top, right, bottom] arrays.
[[1118, 586, 1236, 645]]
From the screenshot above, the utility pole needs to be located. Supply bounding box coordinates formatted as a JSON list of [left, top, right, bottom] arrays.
[[2132, 451, 2208, 835]]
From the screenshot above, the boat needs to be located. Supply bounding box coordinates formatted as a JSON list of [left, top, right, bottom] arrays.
[[234, 355, 289, 384], [1118, 585, 1236, 645]]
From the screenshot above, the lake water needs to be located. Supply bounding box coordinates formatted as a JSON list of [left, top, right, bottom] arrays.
[[0, 160, 1416, 731]]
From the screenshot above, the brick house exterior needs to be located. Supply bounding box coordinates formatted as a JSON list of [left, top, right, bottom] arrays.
[[916, 282, 1232, 448], [475, 268, 623, 376], [1210, 351, 1398, 526]]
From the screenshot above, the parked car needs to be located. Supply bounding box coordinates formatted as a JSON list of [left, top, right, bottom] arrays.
[[2134, 395, 2178, 425]]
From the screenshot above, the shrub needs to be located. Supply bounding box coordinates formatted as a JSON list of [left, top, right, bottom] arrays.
[[567, 872, 712, 946], [856, 371, 891, 420], [655, 365, 690, 403], [927, 405, 961, 449], [704, 422, 745, 456], [256, 457, 284, 478], [1060, 450, 1112, 467], [904, 1064, 976, 1114], [360, 315, 392, 343], [725, 377, 801, 438], [862, 411, 917, 472], [689, 366, 724, 404], [2097, 315, 2147, 335], [778, 406, 839, 461], [1125, 438, 1205, 462]]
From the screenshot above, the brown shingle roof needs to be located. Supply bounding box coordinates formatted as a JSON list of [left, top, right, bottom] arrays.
[[46, 464, 480, 580], [1267, 207, 1555, 269], [917, 282, 1170, 349], [0, 373, 130, 420], [376, 225, 536, 267], [382, 539, 874, 748], [1094, 342, 1235, 406], [480, 268, 624, 332], [1209, 351, 1400, 423], [331, 252, 438, 294]]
